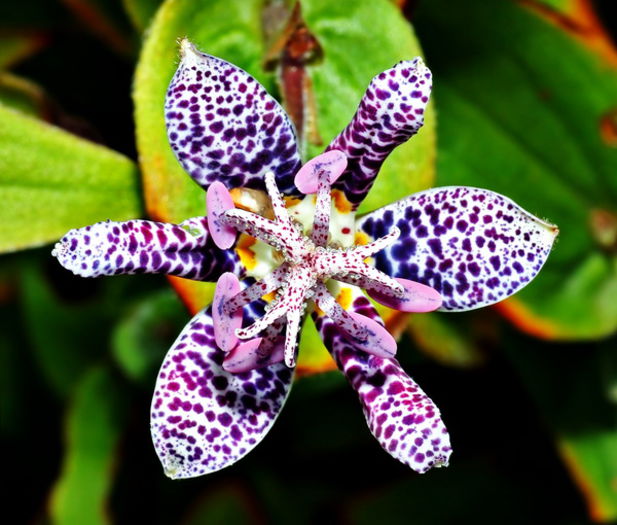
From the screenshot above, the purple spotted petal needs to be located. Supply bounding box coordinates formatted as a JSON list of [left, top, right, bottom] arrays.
[[166, 39, 301, 195], [151, 306, 293, 478], [314, 289, 451, 473], [327, 58, 432, 208], [357, 186, 558, 311], [52, 217, 241, 281]]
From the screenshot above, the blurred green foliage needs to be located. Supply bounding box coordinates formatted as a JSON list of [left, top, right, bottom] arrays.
[[0, 0, 615, 524]]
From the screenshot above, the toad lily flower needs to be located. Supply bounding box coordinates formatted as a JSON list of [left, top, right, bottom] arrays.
[[52, 39, 557, 479]]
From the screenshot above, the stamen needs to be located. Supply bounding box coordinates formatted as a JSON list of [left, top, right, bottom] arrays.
[[365, 277, 443, 313], [336, 264, 404, 296], [352, 226, 401, 259], [212, 272, 243, 352], [265, 171, 293, 225], [281, 267, 315, 367], [223, 265, 289, 315], [293, 149, 347, 194], [312, 169, 332, 247], [206, 181, 237, 249], [222, 209, 305, 262], [314, 285, 396, 358], [313, 284, 369, 341], [236, 299, 288, 340]]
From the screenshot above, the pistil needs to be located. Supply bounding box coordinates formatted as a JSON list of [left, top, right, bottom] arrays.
[[208, 151, 441, 370]]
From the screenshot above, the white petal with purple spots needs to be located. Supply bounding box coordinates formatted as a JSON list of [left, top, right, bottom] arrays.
[[166, 39, 301, 195], [314, 288, 451, 473], [52, 217, 241, 281], [357, 186, 558, 311], [327, 58, 432, 208], [151, 307, 293, 478]]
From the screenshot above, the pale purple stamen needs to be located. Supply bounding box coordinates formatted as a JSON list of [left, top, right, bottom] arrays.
[[312, 169, 333, 247], [223, 264, 289, 315]]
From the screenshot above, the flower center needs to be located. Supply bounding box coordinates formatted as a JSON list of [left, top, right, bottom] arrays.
[[206, 151, 441, 372]]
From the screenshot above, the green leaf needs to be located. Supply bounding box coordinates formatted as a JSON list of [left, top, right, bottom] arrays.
[[0, 102, 142, 252], [416, 0, 617, 339], [302, 0, 435, 214], [122, 0, 163, 32], [0, 73, 46, 117], [181, 484, 256, 525], [134, 0, 433, 235], [134, 0, 434, 372], [19, 260, 110, 398], [406, 311, 484, 368], [504, 335, 617, 522], [50, 365, 130, 525], [112, 288, 187, 385], [528, 0, 571, 12], [0, 34, 46, 69]]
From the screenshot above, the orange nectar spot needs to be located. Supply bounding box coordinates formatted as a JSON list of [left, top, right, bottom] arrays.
[[167, 276, 213, 316], [382, 308, 409, 340], [600, 109, 617, 147], [493, 297, 560, 340], [235, 235, 257, 270], [229, 188, 255, 212], [262, 290, 277, 303], [332, 189, 353, 213], [313, 303, 325, 316], [354, 231, 370, 246], [284, 195, 302, 207], [336, 288, 352, 310]]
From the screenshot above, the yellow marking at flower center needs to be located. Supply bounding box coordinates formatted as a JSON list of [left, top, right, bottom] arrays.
[[336, 287, 352, 310], [235, 235, 257, 270], [332, 189, 353, 213], [354, 231, 370, 246], [262, 290, 277, 303], [284, 195, 302, 208]]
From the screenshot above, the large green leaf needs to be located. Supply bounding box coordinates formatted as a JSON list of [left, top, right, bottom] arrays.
[[503, 335, 617, 522], [122, 0, 163, 32], [301, 0, 435, 214], [416, 0, 617, 339], [134, 0, 434, 371], [50, 365, 130, 525], [19, 259, 121, 398], [112, 288, 187, 385], [0, 103, 142, 252]]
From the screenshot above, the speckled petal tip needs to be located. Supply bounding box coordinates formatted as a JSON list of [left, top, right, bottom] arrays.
[[151, 307, 293, 479], [357, 186, 558, 312], [315, 290, 451, 473], [340, 348, 451, 473], [52, 217, 241, 281], [166, 39, 301, 195], [327, 58, 432, 208]]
